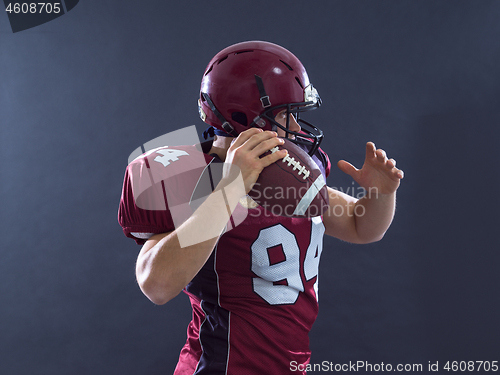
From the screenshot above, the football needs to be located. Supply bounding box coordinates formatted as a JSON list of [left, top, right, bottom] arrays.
[[248, 138, 329, 218]]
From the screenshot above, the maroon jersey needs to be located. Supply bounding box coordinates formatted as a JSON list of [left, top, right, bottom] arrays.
[[118, 142, 331, 374], [118, 144, 213, 243]]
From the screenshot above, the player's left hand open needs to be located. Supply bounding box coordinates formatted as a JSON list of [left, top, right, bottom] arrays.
[[337, 142, 404, 195]]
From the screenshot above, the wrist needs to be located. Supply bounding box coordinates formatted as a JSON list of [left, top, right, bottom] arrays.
[[363, 187, 396, 199]]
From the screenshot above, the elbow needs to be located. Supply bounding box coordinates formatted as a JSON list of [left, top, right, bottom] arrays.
[[136, 272, 181, 305], [357, 231, 386, 244], [146, 293, 173, 306], [365, 236, 384, 244], [139, 279, 181, 305], [349, 228, 386, 244]]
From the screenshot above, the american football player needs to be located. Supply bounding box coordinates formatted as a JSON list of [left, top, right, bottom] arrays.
[[118, 41, 403, 374]]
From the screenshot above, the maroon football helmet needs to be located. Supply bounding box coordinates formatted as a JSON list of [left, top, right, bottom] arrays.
[[198, 41, 323, 156]]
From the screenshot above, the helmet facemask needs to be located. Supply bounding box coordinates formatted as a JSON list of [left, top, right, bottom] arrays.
[[251, 84, 324, 156]]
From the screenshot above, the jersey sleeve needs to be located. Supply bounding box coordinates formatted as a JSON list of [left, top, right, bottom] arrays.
[[118, 145, 213, 245], [118, 166, 174, 245]]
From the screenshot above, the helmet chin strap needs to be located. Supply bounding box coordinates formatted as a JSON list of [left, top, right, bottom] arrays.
[[254, 75, 272, 109]]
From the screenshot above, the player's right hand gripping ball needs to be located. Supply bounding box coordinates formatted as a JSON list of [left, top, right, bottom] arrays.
[[248, 138, 329, 217]]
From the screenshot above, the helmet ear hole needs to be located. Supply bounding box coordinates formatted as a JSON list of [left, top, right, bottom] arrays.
[[231, 112, 248, 126]]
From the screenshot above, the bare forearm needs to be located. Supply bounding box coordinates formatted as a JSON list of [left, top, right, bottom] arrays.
[[137, 233, 217, 305], [353, 191, 396, 243], [136, 177, 244, 304]]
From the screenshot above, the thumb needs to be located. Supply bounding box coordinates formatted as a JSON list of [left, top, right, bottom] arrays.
[[337, 160, 359, 178]]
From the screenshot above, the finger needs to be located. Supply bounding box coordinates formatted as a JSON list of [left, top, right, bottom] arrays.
[[259, 148, 287, 168], [252, 136, 284, 157], [230, 128, 263, 149], [387, 158, 396, 168], [365, 142, 377, 159], [376, 149, 387, 162], [337, 160, 359, 178], [238, 130, 278, 152], [396, 169, 404, 179]]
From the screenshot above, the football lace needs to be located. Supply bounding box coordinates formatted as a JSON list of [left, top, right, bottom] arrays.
[[270, 146, 310, 180]]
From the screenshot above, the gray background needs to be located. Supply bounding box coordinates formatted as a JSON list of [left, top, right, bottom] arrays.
[[1, 0, 499, 374]]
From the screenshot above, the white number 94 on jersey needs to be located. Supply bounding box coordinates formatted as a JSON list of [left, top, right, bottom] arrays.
[[251, 217, 324, 305]]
